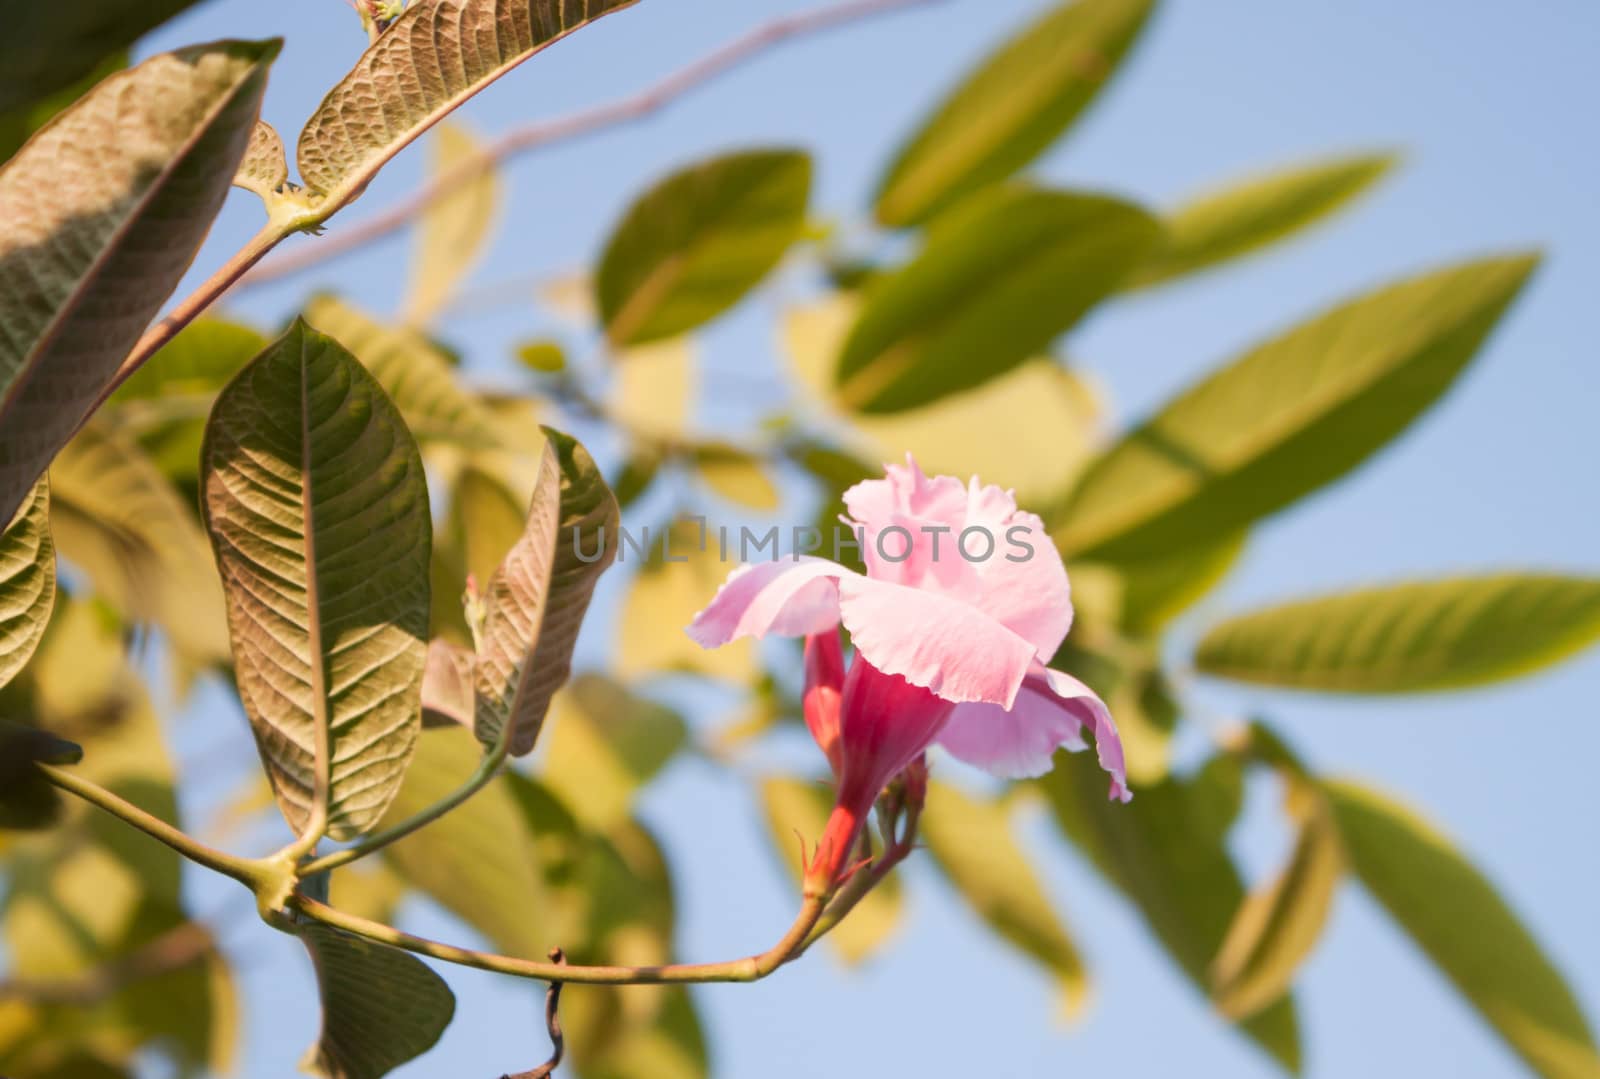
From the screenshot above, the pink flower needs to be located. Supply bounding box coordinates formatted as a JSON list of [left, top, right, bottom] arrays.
[[688, 456, 1129, 888]]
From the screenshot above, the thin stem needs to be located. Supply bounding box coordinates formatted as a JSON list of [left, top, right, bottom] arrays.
[[234, 0, 945, 290], [291, 891, 828, 985], [300, 735, 511, 876], [800, 802, 921, 953], [40, 764, 266, 889]]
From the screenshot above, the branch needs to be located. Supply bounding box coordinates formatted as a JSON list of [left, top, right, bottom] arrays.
[[40, 764, 269, 890], [235, 0, 945, 290], [299, 733, 512, 876], [291, 890, 827, 985]]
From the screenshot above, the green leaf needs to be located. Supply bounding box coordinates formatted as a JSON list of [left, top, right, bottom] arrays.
[[1131, 153, 1396, 288], [0, 1, 207, 113], [921, 782, 1087, 1013], [542, 674, 688, 831], [1054, 253, 1539, 561], [474, 429, 619, 755], [1099, 530, 1247, 636], [597, 148, 811, 346], [404, 121, 500, 325], [231, 120, 288, 202], [872, 0, 1156, 226], [0, 39, 279, 527], [1324, 779, 1600, 1078], [429, 463, 528, 645], [302, 295, 510, 449], [759, 776, 903, 965], [1211, 783, 1343, 1020], [296, 0, 638, 211], [297, 923, 454, 1079], [515, 339, 567, 374], [201, 320, 432, 842], [1195, 574, 1600, 693], [50, 423, 230, 663], [835, 186, 1160, 413], [784, 296, 1105, 504], [0, 476, 54, 690], [378, 727, 566, 955], [110, 317, 267, 404], [1039, 753, 1302, 1070]]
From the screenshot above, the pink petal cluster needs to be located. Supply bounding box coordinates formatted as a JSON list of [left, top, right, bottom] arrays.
[[688, 456, 1128, 888]]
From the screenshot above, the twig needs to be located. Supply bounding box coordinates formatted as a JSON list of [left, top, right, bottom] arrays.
[[290, 890, 828, 985], [503, 948, 568, 1079], [235, 0, 946, 290]]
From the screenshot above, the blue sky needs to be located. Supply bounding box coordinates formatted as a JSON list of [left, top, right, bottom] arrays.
[[138, 1, 1600, 1076]]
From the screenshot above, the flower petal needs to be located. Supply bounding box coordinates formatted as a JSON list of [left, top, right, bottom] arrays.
[[837, 574, 1036, 707], [939, 663, 1130, 800], [686, 557, 844, 647]]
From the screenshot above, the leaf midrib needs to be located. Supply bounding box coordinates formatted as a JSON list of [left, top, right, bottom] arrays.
[[299, 331, 331, 840]]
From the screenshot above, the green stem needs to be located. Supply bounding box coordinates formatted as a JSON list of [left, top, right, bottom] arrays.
[[291, 891, 828, 985], [41, 765, 267, 890], [300, 735, 511, 876]]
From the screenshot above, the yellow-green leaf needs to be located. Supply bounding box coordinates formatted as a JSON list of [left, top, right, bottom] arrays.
[[0, 39, 279, 526], [616, 518, 756, 685], [873, 0, 1156, 226], [1101, 530, 1246, 636], [598, 148, 811, 346], [303, 295, 509, 449], [1039, 752, 1302, 1069], [1131, 153, 1396, 288], [836, 186, 1160, 413], [1324, 779, 1600, 1079], [542, 674, 687, 831], [0, 477, 54, 691], [759, 776, 902, 965], [429, 463, 527, 645], [297, 923, 454, 1079], [1195, 575, 1600, 693], [1211, 783, 1343, 1020], [202, 321, 432, 842], [693, 444, 780, 511], [473, 429, 619, 756], [404, 121, 500, 325], [51, 423, 229, 663], [1054, 253, 1539, 561], [922, 782, 1087, 1014], [296, 0, 638, 210]]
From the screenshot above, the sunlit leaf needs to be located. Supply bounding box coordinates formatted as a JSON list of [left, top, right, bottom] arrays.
[[783, 296, 1104, 504], [616, 518, 757, 685], [542, 674, 687, 831], [231, 120, 287, 201], [758, 776, 903, 965], [296, 0, 638, 211], [0, 39, 279, 526], [297, 923, 454, 1079], [0, 2, 207, 113], [429, 463, 527, 645], [50, 423, 229, 663], [516, 338, 567, 374], [1211, 781, 1343, 1020], [1325, 779, 1600, 1079], [474, 429, 619, 755], [1054, 254, 1539, 561], [1195, 574, 1600, 693], [405, 121, 500, 325], [0, 476, 54, 690], [202, 320, 431, 842], [109, 317, 267, 404], [303, 295, 509, 449], [835, 186, 1160, 413], [379, 727, 568, 955], [1099, 530, 1246, 636], [1039, 752, 1302, 1069], [610, 336, 697, 441], [598, 148, 811, 346], [693, 444, 780, 511], [873, 0, 1156, 226], [1131, 153, 1396, 288], [922, 781, 1087, 1013]]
